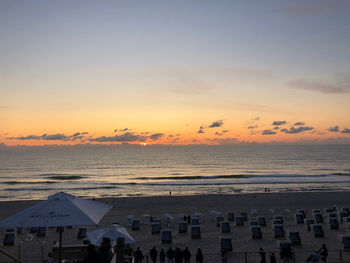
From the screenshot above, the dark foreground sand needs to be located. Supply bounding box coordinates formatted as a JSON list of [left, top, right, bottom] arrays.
[[1, 191, 350, 262]]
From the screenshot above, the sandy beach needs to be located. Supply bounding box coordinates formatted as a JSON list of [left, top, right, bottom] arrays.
[[1, 191, 350, 262]]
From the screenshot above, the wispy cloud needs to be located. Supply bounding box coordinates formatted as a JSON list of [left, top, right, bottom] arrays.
[[294, 122, 305, 126], [341, 128, 350, 134], [281, 126, 314, 134], [288, 79, 350, 94], [328, 126, 340, 132], [208, 120, 224, 128], [149, 133, 164, 140], [272, 121, 287, 126], [90, 132, 147, 142], [262, 130, 276, 135]]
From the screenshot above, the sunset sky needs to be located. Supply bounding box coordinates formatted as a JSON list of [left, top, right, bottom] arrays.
[[1, 0, 350, 146]]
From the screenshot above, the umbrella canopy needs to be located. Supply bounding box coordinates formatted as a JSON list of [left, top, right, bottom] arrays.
[[87, 226, 135, 246], [0, 192, 112, 228]]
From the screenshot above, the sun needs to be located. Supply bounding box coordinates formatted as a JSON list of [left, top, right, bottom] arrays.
[[140, 142, 148, 146]]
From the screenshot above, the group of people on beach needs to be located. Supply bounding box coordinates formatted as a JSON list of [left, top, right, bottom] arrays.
[[134, 246, 203, 263]]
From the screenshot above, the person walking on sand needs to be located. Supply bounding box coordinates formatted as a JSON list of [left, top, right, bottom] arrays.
[[150, 246, 158, 263], [183, 247, 191, 263], [134, 247, 144, 263], [318, 244, 328, 262], [160, 249, 166, 263], [174, 247, 183, 263], [269, 252, 276, 263], [259, 248, 266, 263], [196, 248, 203, 263], [167, 247, 174, 263]]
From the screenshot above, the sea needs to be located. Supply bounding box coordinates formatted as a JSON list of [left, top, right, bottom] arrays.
[[0, 144, 349, 201]]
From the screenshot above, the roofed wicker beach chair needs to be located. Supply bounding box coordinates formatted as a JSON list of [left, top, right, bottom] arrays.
[[314, 213, 323, 223], [216, 216, 224, 227], [339, 234, 350, 249], [178, 222, 187, 233], [227, 212, 235, 222], [191, 226, 201, 239], [273, 224, 285, 238], [127, 215, 134, 226], [236, 216, 244, 226], [340, 211, 348, 222], [250, 220, 258, 226], [342, 207, 350, 216], [251, 226, 262, 239], [132, 219, 140, 230], [328, 218, 339, 230], [312, 209, 321, 215], [297, 210, 307, 218], [191, 219, 200, 225], [304, 219, 315, 231], [151, 222, 161, 234], [3, 232, 15, 246], [312, 224, 324, 238], [220, 237, 232, 253], [241, 212, 248, 221], [37, 227, 46, 237], [78, 228, 87, 239], [221, 222, 230, 233], [295, 213, 304, 224], [273, 219, 283, 225], [142, 214, 150, 224], [328, 212, 337, 219], [161, 230, 172, 244], [194, 212, 203, 223], [324, 208, 333, 214], [289, 230, 301, 245], [258, 216, 267, 227], [274, 215, 284, 224]]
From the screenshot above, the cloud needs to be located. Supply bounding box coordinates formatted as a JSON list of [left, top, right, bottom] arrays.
[[41, 134, 69, 141], [288, 79, 350, 94], [275, 1, 350, 16], [215, 132, 223, 136], [272, 121, 287, 126], [328, 126, 340, 132], [251, 117, 260, 121], [197, 128, 205, 134], [294, 122, 305, 126], [90, 132, 147, 142], [114, 128, 129, 132], [262, 130, 276, 135], [281, 126, 314, 134], [209, 137, 240, 145], [149, 133, 164, 140], [341, 128, 350, 134], [247, 125, 258, 129], [222, 130, 229, 133], [8, 135, 41, 140], [273, 127, 280, 130], [208, 120, 224, 128]]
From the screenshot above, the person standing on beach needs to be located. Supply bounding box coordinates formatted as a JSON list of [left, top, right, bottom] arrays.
[[159, 249, 166, 263], [167, 247, 174, 263], [134, 247, 144, 263], [183, 247, 191, 263], [269, 252, 276, 263], [318, 244, 328, 262], [196, 248, 203, 263], [174, 247, 183, 263], [150, 247, 158, 263], [259, 248, 266, 263]]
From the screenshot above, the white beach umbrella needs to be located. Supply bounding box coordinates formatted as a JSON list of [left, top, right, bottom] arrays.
[[0, 192, 112, 262], [87, 226, 135, 246]]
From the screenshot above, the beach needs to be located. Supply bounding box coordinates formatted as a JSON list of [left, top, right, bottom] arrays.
[[1, 191, 350, 262]]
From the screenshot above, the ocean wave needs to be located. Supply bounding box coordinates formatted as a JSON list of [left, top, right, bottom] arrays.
[[133, 173, 349, 181], [38, 173, 90, 180], [0, 181, 58, 185]]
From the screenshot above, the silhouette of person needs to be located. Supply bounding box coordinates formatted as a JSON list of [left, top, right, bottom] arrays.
[[318, 244, 328, 262], [183, 247, 191, 263], [167, 246, 174, 263], [83, 244, 97, 263], [134, 247, 144, 263], [196, 248, 203, 263], [270, 252, 276, 263], [159, 249, 166, 263], [259, 247, 266, 263], [150, 246, 158, 263]]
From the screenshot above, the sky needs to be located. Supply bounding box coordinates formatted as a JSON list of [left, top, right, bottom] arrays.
[[1, 0, 350, 146]]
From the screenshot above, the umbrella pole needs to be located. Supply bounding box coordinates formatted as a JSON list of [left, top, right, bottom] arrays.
[[58, 227, 63, 263]]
